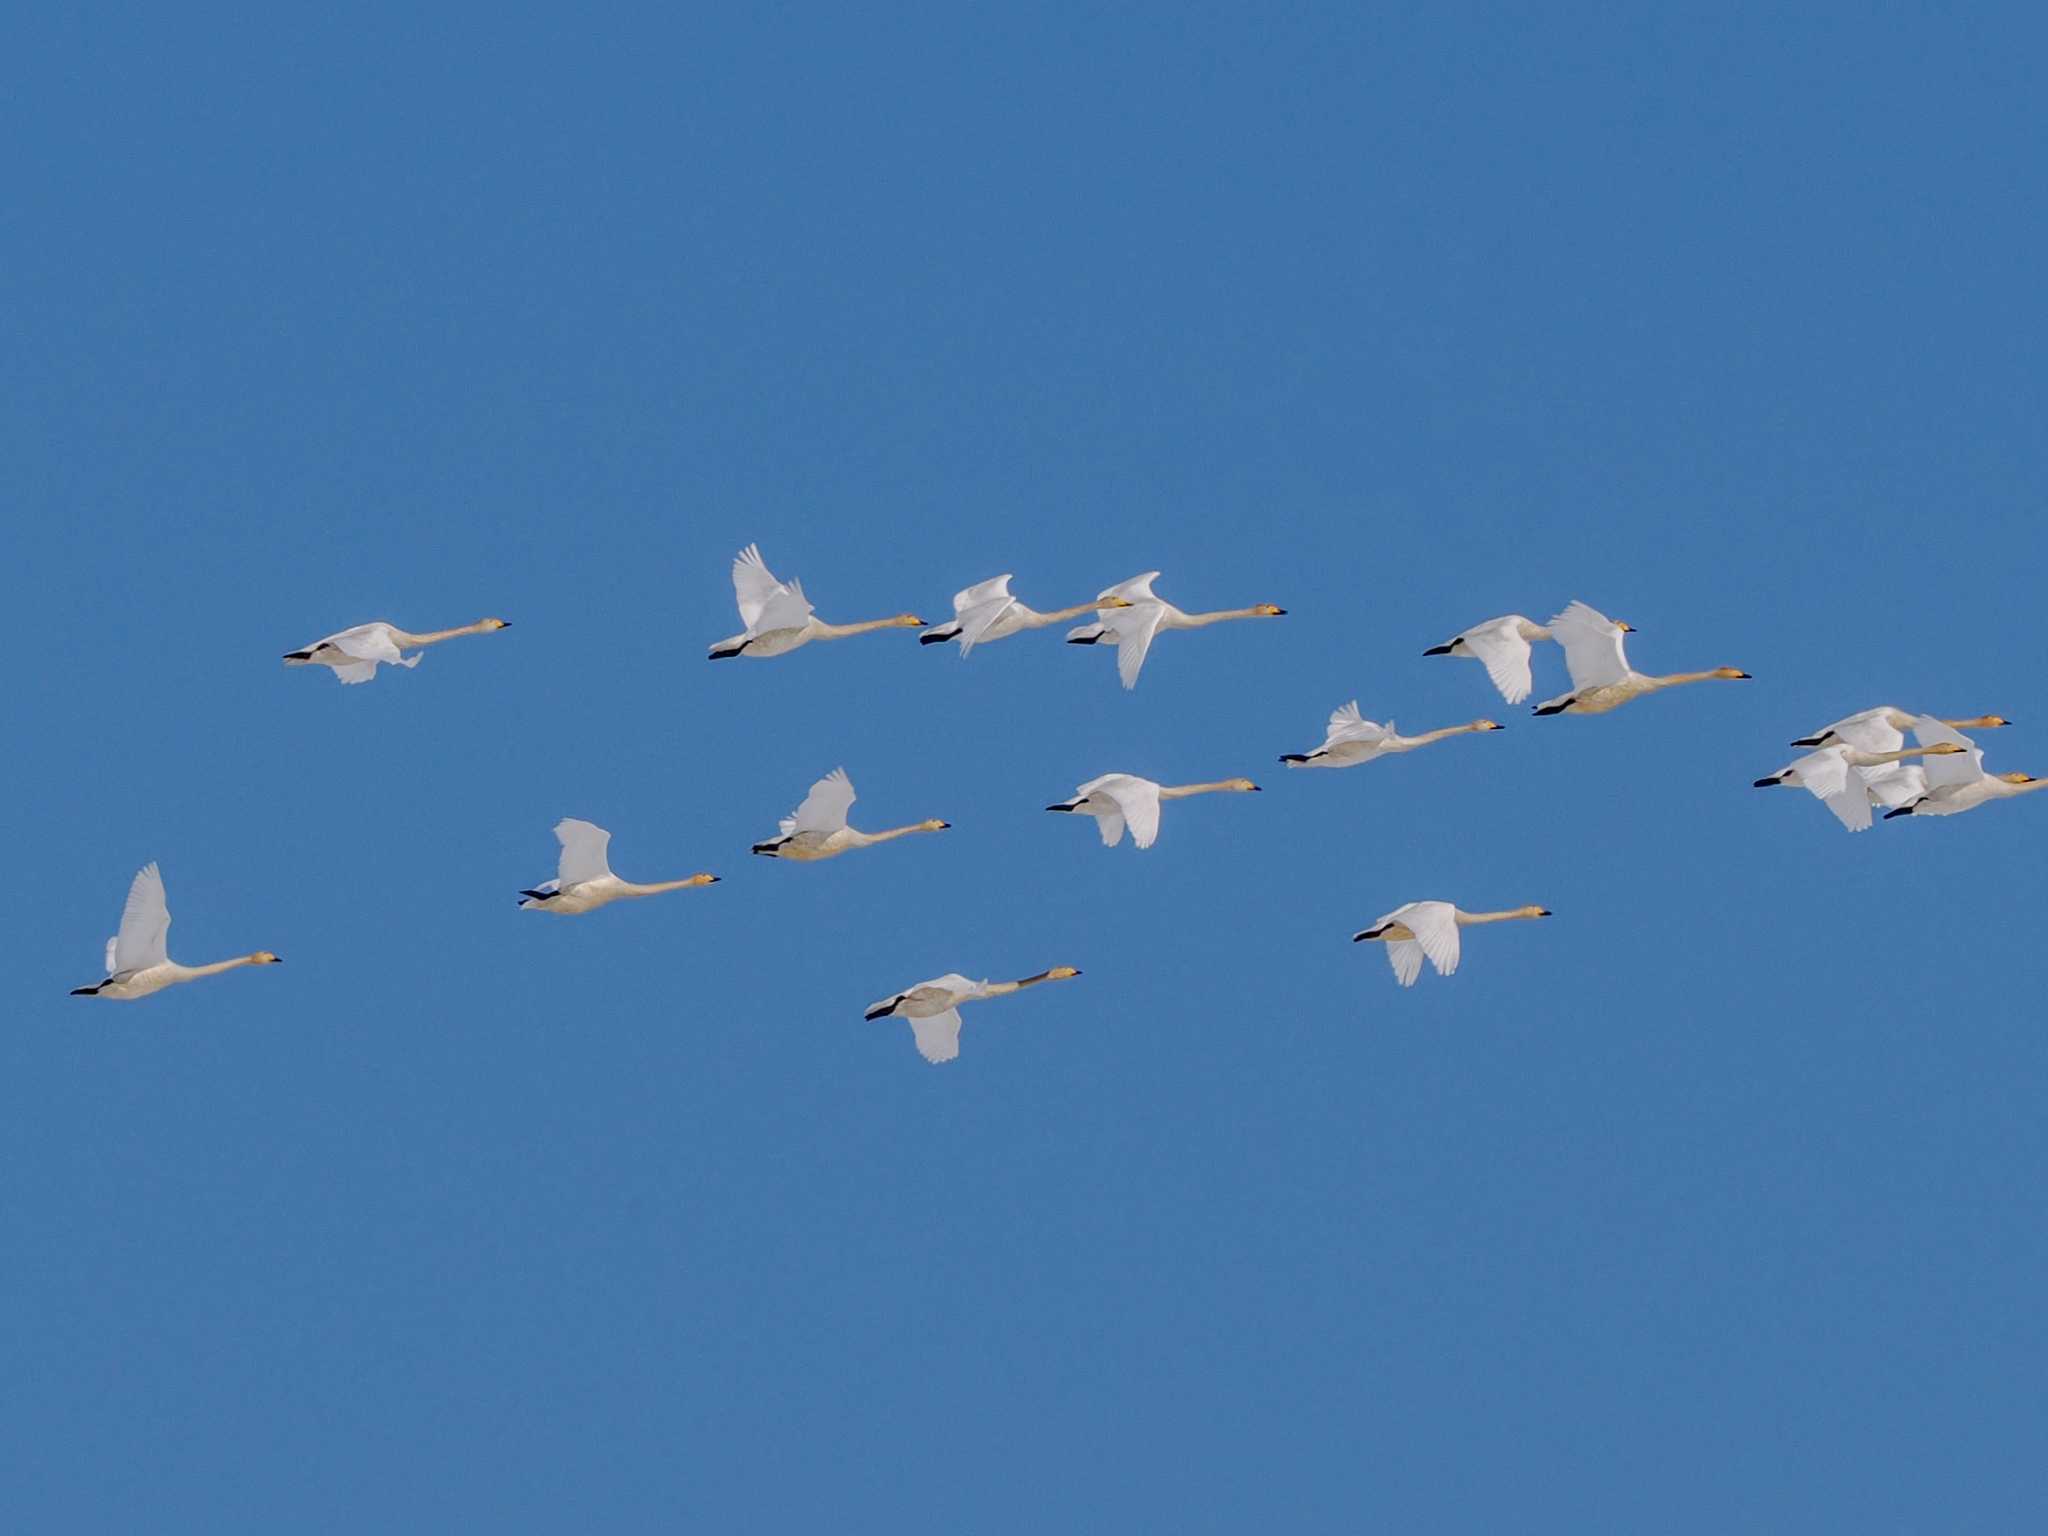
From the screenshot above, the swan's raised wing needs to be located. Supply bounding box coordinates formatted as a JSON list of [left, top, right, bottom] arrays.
[[910, 1009, 963, 1063], [112, 862, 171, 973], [1911, 718, 1984, 789], [321, 624, 406, 665], [1097, 571, 1160, 607], [1549, 601, 1631, 690], [1460, 619, 1536, 705], [952, 576, 1018, 657], [1322, 701, 1390, 751], [784, 768, 856, 835], [1401, 901, 1462, 979], [553, 819, 615, 885], [1789, 748, 1873, 832], [1861, 762, 1926, 810], [1106, 603, 1166, 690], [1813, 707, 1905, 754], [1094, 775, 1162, 849], [732, 544, 813, 634]]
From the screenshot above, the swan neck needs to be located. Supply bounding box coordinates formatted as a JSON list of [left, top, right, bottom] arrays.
[[1159, 781, 1240, 799], [176, 955, 261, 980], [1455, 909, 1540, 926], [811, 617, 904, 639], [392, 621, 491, 646], [1172, 606, 1264, 629]]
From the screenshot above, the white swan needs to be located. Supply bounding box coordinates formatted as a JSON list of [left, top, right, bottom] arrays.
[[1046, 773, 1260, 849], [920, 575, 1130, 657], [1351, 901, 1550, 987], [518, 819, 719, 913], [1065, 572, 1285, 689], [1532, 601, 1749, 716], [1752, 742, 1966, 832], [1281, 702, 1503, 768], [708, 545, 924, 659], [751, 768, 949, 860], [1789, 707, 2010, 750], [1882, 719, 2048, 820], [864, 966, 1082, 1064], [70, 863, 282, 1000], [283, 617, 509, 684], [1422, 615, 1555, 704]]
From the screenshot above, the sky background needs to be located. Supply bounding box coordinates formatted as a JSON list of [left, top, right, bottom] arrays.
[[5, 2, 2045, 1528]]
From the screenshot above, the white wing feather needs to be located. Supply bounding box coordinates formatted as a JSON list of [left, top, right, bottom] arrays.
[[731, 544, 814, 635], [1910, 718, 1985, 790], [112, 862, 171, 973], [1459, 620, 1536, 704], [1548, 601, 1632, 689], [784, 768, 856, 835], [553, 819, 615, 885], [952, 576, 1018, 657], [1107, 603, 1166, 690], [910, 1009, 963, 1063], [1096, 776, 1162, 849]]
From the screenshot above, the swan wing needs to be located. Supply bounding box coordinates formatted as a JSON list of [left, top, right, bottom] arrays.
[[1910, 717, 1985, 789], [1097, 571, 1161, 606], [951, 574, 1014, 614], [1097, 776, 1161, 849], [1548, 601, 1631, 689], [1108, 603, 1166, 690], [1323, 701, 1390, 750], [786, 767, 856, 835], [910, 1009, 963, 1063], [321, 624, 405, 665], [1815, 708, 1904, 754], [1402, 901, 1462, 978], [113, 862, 171, 972], [732, 544, 813, 633], [1789, 748, 1872, 832], [553, 818, 615, 884], [1861, 762, 1926, 810], [954, 584, 1019, 657], [1460, 620, 1536, 704]]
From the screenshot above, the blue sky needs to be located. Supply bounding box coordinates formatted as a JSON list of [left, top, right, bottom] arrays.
[[6, 2, 2046, 1528]]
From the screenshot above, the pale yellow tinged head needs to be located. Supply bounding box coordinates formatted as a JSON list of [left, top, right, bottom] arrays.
[[892, 613, 926, 627], [1925, 743, 1967, 757], [687, 873, 720, 887], [251, 951, 283, 964], [1225, 778, 1261, 792], [480, 617, 511, 630], [920, 819, 951, 832], [1474, 719, 1504, 731], [1045, 966, 1081, 980], [1999, 771, 2036, 784], [1614, 619, 1635, 632], [1253, 603, 1286, 617], [1098, 595, 1135, 609], [1713, 667, 1752, 679]]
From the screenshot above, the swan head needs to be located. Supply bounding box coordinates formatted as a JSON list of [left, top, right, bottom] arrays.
[[251, 951, 283, 964], [1473, 719, 1504, 731], [1713, 668, 1752, 680], [1098, 596, 1135, 609], [480, 617, 511, 630], [1614, 620, 1635, 633], [889, 613, 926, 628], [685, 873, 720, 887], [1518, 906, 1553, 919], [920, 819, 951, 832], [1999, 772, 2037, 784], [1962, 715, 2014, 729], [1253, 604, 1287, 617], [1924, 743, 1967, 757], [1045, 966, 1082, 980], [1225, 778, 1261, 793]]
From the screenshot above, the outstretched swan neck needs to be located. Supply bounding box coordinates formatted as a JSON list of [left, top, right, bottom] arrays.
[[1409, 721, 1503, 746], [1159, 779, 1262, 799], [390, 618, 510, 647], [176, 953, 283, 980], [618, 875, 720, 897], [979, 966, 1083, 999], [1455, 906, 1551, 926], [1023, 602, 1107, 627], [1646, 667, 1751, 690], [811, 614, 925, 639], [849, 820, 951, 846], [1167, 604, 1287, 630], [1848, 744, 1963, 768], [1943, 715, 2013, 730]]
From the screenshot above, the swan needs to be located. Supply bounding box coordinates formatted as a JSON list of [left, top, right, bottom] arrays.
[[283, 618, 509, 683], [1281, 702, 1503, 768], [920, 575, 1130, 656], [1789, 708, 2010, 750], [751, 768, 949, 860], [1532, 601, 1749, 716], [1422, 615, 1556, 704], [864, 966, 1082, 1064], [1752, 742, 1966, 832], [70, 863, 282, 999], [518, 819, 719, 913], [1351, 901, 1550, 987], [1046, 774, 1260, 849], [708, 545, 924, 659], [1065, 572, 1285, 690], [1882, 718, 2048, 819]]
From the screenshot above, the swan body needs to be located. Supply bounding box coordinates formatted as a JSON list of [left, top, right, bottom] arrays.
[[1281, 702, 1502, 768], [920, 575, 1127, 656], [708, 545, 923, 659], [1351, 902, 1550, 987], [518, 819, 718, 913], [1046, 773, 1260, 850], [1423, 614, 1551, 704], [751, 768, 949, 860], [1065, 572, 1285, 690], [1789, 707, 2010, 751], [70, 863, 282, 999], [864, 966, 1082, 1064], [1531, 601, 1748, 715], [1752, 742, 1966, 832], [1883, 719, 2047, 819], [283, 617, 509, 684]]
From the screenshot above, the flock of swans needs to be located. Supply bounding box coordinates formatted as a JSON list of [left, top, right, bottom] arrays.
[[70, 546, 2038, 1058]]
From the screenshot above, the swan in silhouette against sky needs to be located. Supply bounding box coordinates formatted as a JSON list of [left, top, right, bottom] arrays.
[[1752, 742, 1966, 832], [518, 820, 719, 913], [283, 618, 509, 684], [1281, 703, 1503, 768], [1065, 572, 1285, 689], [1882, 719, 2048, 820], [864, 966, 1082, 1063], [71, 863, 282, 999], [751, 768, 949, 860], [1046, 773, 1260, 849], [1422, 614, 1555, 704], [1532, 601, 1748, 716], [709, 545, 924, 659], [920, 575, 1128, 657], [1351, 902, 1550, 987]]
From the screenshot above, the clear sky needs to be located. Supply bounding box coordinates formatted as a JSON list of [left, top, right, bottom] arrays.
[[7, 3, 2045, 1529]]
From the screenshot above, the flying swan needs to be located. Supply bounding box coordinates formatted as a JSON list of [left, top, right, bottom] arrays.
[[751, 768, 949, 860], [1532, 601, 1749, 716], [518, 819, 719, 913], [1752, 742, 1966, 832], [1351, 901, 1550, 987], [1281, 702, 1503, 768], [71, 863, 282, 999], [1046, 773, 1260, 849], [1422, 615, 1557, 705], [1882, 719, 2048, 820], [709, 545, 924, 659], [864, 967, 1082, 1064], [921, 575, 1130, 656], [1065, 572, 1285, 690], [283, 618, 510, 683]]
